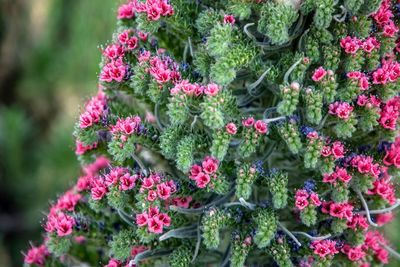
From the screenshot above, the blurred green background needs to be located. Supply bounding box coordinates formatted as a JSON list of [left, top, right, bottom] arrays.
[[0, 1, 398, 267], [0, 0, 116, 265]]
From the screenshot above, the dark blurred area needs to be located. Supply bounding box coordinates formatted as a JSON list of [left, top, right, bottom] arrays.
[[0, 0, 115, 265], [0, 1, 399, 267]]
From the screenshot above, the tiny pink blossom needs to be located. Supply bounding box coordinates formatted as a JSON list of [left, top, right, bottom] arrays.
[[225, 122, 237, 135], [254, 120, 268, 134], [223, 15, 235, 25], [312, 67, 327, 82], [204, 83, 220, 96]]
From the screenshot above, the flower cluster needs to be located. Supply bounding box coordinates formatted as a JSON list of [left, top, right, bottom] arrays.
[[294, 189, 321, 210], [26, 0, 400, 266], [383, 137, 400, 167], [379, 96, 400, 130], [118, 0, 174, 21], [189, 156, 219, 188], [136, 206, 171, 234], [321, 201, 354, 221], [79, 90, 107, 129], [24, 244, 49, 266], [311, 239, 339, 258]]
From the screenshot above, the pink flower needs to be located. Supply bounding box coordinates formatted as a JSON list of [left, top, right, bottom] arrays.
[[79, 112, 96, 129], [202, 156, 219, 174], [295, 197, 309, 210], [126, 36, 139, 50], [341, 245, 366, 261], [331, 141, 345, 158], [312, 67, 327, 82], [100, 58, 127, 83], [136, 213, 148, 227], [225, 122, 237, 135], [131, 245, 148, 257], [372, 68, 389, 85], [142, 177, 155, 189], [254, 120, 268, 134], [189, 164, 202, 180], [242, 117, 255, 127], [55, 190, 82, 212], [204, 83, 220, 96], [138, 31, 148, 41], [347, 71, 362, 79], [223, 15, 235, 25], [24, 244, 49, 266], [148, 218, 163, 234], [329, 102, 353, 120], [336, 167, 352, 183], [311, 240, 338, 258], [383, 21, 398, 37], [175, 196, 192, 208], [362, 37, 380, 53], [357, 95, 368, 106], [117, 3, 134, 20], [321, 146, 332, 157], [54, 213, 75, 237], [147, 190, 157, 202], [157, 213, 171, 227], [104, 258, 121, 267], [295, 189, 309, 199], [91, 181, 108, 200], [340, 36, 361, 54], [119, 173, 137, 191], [103, 44, 125, 60], [359, 76, 369, 90], [75, 140, 97, 155], [195, 172, 211, 188], [375, 248, 389, 264], [310, 193, 321, 206], [118, 30, 131, 44], [156, 183, 172, 200]]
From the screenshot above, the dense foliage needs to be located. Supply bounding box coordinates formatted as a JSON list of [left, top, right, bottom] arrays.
[[24, 0, 400, 266]]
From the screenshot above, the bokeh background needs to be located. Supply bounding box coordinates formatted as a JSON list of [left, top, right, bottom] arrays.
[[0, 1, 398, 267]]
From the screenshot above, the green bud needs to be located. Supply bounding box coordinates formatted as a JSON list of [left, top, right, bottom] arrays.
[[196, 9, 221, 36], [267, 239, 293, 267], [176, 135, 195, 173], [331, 218, 348, 234], [109, 229, 137, 260], [129, 64, 150, 97], [167, 93, 190, 126], [333, 116, 357, 139], [107, 186, 128, 210], [268, 171, 289, 209], [344, 0, 365, 15], [331, 186, 350, 203], [226, 0, 252, 20], [210, 130, 231, 161], [304, 87, 323, 125], [231, 235, 252, 267], [159, 126, 183, 160], [236, 163, 258, 200], [46, 235, 71, 258], [207, 23, 233, 58], [253, 209, 277, 249], [258, 2, 298, 45], [168, 245, 192, 267], [304, 136, 323, 169], [314, 0, 334, 29], [276, 120, 303, 154], [300, 205, 317, 226], [202, 208, 231, 249], [277, 83, 300, 116]]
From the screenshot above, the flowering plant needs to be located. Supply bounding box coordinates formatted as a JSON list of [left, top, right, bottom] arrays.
[[25, 0, 400, 266]]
